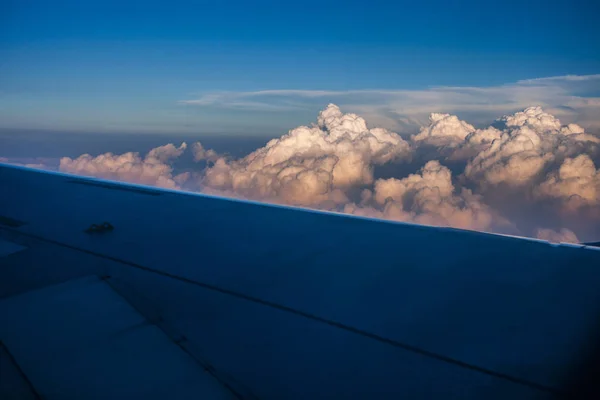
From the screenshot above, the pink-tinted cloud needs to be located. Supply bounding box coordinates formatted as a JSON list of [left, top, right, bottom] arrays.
[[201, 104, 412, 207], [59, 143, 189, 189], [535, 154, 600, 211], [345, 161, 503, 231], [9, 103, 599, 242]]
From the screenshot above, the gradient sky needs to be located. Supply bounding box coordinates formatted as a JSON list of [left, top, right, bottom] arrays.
[[1, 0, 599, 134]]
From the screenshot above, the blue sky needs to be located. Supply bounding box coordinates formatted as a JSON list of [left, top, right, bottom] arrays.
[[1, 0, 599, 135]]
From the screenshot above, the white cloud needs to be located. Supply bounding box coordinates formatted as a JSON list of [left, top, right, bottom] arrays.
[[463, 107, 600, 187], [200, 104, 412, 207], [411, 113, 476, 147], [517, 74, 600, 84]]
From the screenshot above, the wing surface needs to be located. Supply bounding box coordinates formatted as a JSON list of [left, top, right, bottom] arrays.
[[1, 163, 600, 399]]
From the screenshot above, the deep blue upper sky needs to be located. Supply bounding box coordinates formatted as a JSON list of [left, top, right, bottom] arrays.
[[1, 0, 599, 134]]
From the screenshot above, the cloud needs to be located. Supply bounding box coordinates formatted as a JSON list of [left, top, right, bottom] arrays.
[[191, 142, 219, 162], [535, 228, 579, 244], [535, 154, 600, 211], [145, 142, 188, 163], [59, 142, 189, 189], [411, 113, 476, 147], [347, 161, 502, 231], [181, 74, 600, 133], [0, 157, 55, 170], [7, 102, 600, 242], [517, 74, 600, 84], [200, 104, 412, 207], [463, 107, 599, 187]]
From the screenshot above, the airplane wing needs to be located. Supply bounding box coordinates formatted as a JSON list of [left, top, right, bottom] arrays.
[[1, 163, 600, 399]]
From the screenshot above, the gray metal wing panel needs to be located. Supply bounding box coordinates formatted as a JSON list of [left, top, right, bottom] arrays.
[[1, 163, 599, 398]]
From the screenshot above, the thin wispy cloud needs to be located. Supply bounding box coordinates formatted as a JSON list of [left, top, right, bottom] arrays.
[[180, 74, 600, 132], [517, 74, 600, 83]]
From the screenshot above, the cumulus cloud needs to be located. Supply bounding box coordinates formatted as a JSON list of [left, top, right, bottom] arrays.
[[410, 112, 504, 160], [535, 228, 579, 244], [9, 102, 600, 242], [463, 107, 599, 187], [192, 142, 219, 162], [200, 104, 412, 207], [146, 142, 188, 163], [412, 113, 476, 148], [344, 161, 501, 231], [59, 142, 189, 189], [535, 154, 600, 211]]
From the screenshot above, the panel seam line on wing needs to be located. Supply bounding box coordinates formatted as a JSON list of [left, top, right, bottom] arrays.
[[0, 225, 565, 397]]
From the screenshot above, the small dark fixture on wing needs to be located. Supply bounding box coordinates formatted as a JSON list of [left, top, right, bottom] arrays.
[[85, 222, 114, 234]]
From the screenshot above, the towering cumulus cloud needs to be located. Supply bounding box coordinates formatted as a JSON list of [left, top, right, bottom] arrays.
[[202, 104, 412, 207], [34, 103, 599, 242], [412, 113, 476, 148], [464, 107, 599, 187]]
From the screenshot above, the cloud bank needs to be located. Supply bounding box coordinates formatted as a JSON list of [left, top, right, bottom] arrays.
[[32, 102, 600, 243], [59, 142, 189, 189]]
